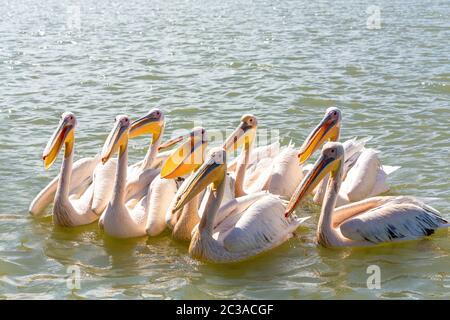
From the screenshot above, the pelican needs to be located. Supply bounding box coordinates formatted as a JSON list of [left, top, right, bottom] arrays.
[[148, 127, 209, 239], [97, 109, 166, 233], [159, 127, 237, 241], [122, 108, 166, 200], [29, 108, 168, 218], [297, 107, 399, 206], [223, 113, 367, 200], [171, 147, 309, 263], [285, 142, 448, 247], [162, 115, 302, 243], [37, 112, 116, 226], [29, 127, 116, 218], [99, 114, 167, 238], [224, 115, 305, 198]]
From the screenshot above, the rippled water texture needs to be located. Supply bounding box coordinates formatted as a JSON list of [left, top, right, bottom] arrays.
[[0, 0, 449, 299]]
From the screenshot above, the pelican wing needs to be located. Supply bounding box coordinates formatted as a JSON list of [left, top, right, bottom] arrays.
[[125, 168, 160, 202], [342, 137, 368, 167], [314, 137, 368, 204], [219, 195, 308, 253], [340, 148, 380, 202], [29, 155, 100, 216], [90, 158, 117, 215], [146, 175, 178, 236], [339, 197, 448, 244], [213, 191, 268, 228], [244, 157, 274, 194], [267, 144, 304, 198]]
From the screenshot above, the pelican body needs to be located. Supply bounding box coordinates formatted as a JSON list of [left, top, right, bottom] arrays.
[[99, 112, 165, 238], [286, 142, 448, 247], [159, 127, 241, 241], [97, 109, 168, 236], [297, 107, 399, 206], [35, 112, 116, 226], [172, 148, 309, 263], [224, 115, 305, 199], [30, 108, 168, 222]]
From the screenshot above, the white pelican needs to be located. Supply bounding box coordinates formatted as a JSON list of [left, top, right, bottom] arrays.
[[223, 113, 372, 200], [222, 114, 260, 197], [29, 135, 115, 219], [171, 147, 309, 263], [151, 127, 209, 240], [121, 108, 166, 201], [162, 115, 302, 243], [159, 127, 240, 241], [97, 109, 166, 232], [285, 142, 448, 247], [29, 108, 168, 218], [99, 114, 167, 238], [297, 107, 399, 206], [224, 115, 305, 198], [37, 112, 116, 226]]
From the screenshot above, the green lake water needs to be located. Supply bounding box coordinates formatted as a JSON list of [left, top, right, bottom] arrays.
[[0, 0, 449, 299]]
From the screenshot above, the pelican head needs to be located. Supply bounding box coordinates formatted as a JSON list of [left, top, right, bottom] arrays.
[[297, 107, 341, 164], [101, 115, 131, 164], [42, 112, 77, 170], [172, 147, 226, 213], [285, 142, 344, 217], [160, 127, 208, 179], [129, 108, 165, 143], [222, 114, 258, 153]]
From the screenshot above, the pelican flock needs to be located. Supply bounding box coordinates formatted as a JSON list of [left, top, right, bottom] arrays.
[[30, 107, 448, 263]]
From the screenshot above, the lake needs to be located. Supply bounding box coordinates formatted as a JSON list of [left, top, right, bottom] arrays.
[[0, 0, 449, 299]]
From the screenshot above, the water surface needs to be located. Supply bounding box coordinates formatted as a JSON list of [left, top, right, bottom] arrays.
[[0, 0, 449, 299]]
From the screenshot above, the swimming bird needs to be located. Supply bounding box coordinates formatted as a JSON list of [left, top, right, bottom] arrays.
[[35, 112, 116, 226], [99, 114, 167, 238], [163, 114, 304, 242], [172, 147, 309, 263], [29, 108, 168, 218], [160, 127, 238, 241], [285, 142, 448, 247], [150, 127, 209, 239], [97, 108, 166, 231], [297, 107, 399, 206], [224, 114, 305, 198]]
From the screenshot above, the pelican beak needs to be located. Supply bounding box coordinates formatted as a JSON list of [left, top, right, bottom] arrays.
[[158, 134, 185, 152], [285, 153, 340, 217], [297, 114, 340, 164], [172, 153, 225, 212], [160, 128, 207, 179], [129, 113, 163, 143], [42, 118, 74, 170], [223, 120, 256, 153], [101, 120, 128, 164]]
